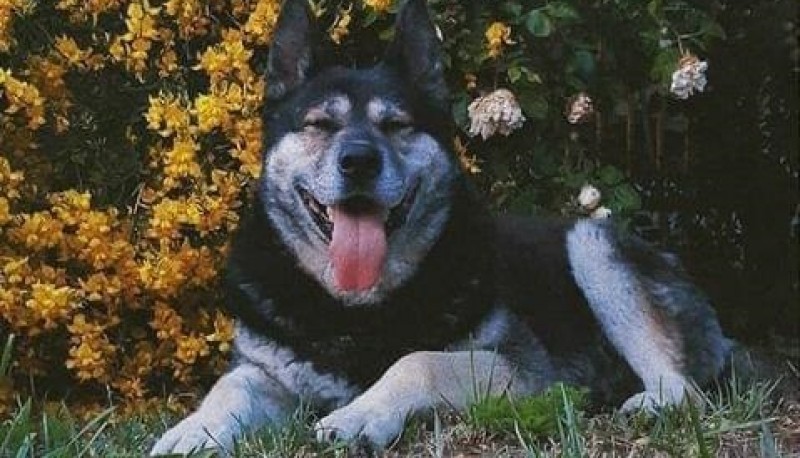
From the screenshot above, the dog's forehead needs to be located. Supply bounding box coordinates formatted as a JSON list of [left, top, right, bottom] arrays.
[[298, 67, 411, 116]]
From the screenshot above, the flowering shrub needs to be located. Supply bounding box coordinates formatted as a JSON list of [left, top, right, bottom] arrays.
[[0, 0, 722, 414]]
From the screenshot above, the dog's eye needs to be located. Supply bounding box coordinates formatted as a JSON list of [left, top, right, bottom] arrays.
[[380, 118, 413, 134], [302, 117, 339, 133]]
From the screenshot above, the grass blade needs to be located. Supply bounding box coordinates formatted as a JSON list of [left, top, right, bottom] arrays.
[[1, 399, 32, 455], [0, 334, 14, 377]]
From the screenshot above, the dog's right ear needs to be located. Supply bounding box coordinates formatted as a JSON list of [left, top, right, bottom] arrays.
[[267, 0, 317, 101], [384, 0, 448, 109]]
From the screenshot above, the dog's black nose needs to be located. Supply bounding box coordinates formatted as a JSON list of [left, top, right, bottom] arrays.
[[338, 144, 382, 181]]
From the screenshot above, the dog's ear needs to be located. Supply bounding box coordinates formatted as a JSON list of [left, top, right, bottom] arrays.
[[384, 0, 448, 107], [267, 0, 317, 101]]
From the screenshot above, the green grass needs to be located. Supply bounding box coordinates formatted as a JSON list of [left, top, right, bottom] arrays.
[[1, 333, 798, 457], [1, 380, 795, 457], [466, 384, 588, 441]]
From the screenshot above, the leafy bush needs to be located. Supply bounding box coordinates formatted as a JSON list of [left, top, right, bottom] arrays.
[[0, 0, 722, 412]]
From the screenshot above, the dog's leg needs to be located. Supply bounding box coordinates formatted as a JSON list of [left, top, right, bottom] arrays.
[[149, 363, 296, 455], [314, 350, 522, 450], [566, 220, 696, 412]]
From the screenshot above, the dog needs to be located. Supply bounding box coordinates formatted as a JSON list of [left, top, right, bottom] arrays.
[[150, 0, 732, 454]]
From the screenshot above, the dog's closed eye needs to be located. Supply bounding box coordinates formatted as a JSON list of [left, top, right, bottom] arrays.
[[303, 116, 340, 133], [379, 117, 413, 135]]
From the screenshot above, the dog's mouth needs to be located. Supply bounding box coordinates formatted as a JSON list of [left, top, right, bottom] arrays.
[[297, 184, 419, 241], [297, 183, 419, 293]]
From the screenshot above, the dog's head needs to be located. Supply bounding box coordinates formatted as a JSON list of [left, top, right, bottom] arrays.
[[260, 0, 460, 305]]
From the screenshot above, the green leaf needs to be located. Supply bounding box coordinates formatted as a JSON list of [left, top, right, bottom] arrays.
[[570, 50, 596, 82], [597, 165, 624, 185], [378, 27, 394, 41], [545, 2, 579, 21], [451, 93, 470, 131], [516, 86, 549, 120], [611, 184, 642, 211], [499, 2, 523, 18], [701, 21, 727, 40], [362, 10, 378, 27], [647, 0, 662, 18], [525, 10, 554, 37], [564, 171, 588, 188], [651, 48, 680, 84], [507, 66, 522, 83], [520, 67, 542, 83]]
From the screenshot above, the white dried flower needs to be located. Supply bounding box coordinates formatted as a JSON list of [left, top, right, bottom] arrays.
[[578, 184, 602, 211], [467, 89, 526, 140], [590, 206, 612, 219], [670, 54, 708, 99], [566, 92, 594, 124]]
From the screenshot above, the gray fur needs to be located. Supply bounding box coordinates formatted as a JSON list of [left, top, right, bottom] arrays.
[[262, 94, 456, 305], [566, 220, 694, 409]]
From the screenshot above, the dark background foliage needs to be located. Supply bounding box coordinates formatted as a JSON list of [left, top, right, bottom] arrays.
[[422, 0, 799, 344]]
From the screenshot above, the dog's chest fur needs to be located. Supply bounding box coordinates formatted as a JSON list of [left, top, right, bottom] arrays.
[[225, 180, 503, 387]]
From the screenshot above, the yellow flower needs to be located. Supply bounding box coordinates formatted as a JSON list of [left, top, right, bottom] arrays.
[[123, 1, 159, 41], [113, 376, 147, 399], [49, 190, 92, 226], [157, 47, 178, 77], [54, 36, 92, 68], [0, 69, 46, 129], [67, 313, 106, 338], [145, 92, 193, 137], [71, 209, 125, 270], [230, 117, 263, 178], [113, 0, 161, 78], [147, 197, 202, 239], [0, 0, 32, 53], [150, 302, 183, 340], [485, 21, 513, 58], [8, 212, 64, 251], [0, 156, 24, 199], [364, 0, 393, 14], [164, 0, 210, 39], [0, 196, 10, 225], [2, 256, 31, 285], [206, 311, 234, 353], [243, 0, 280, 45], [175, 333, 209, 365], [329, 4, 352, 45], [25, 283, 77, 331], [162, 137, 202, 183], [66, 317, 116, 383], [56, 0, 122, 23], [138, 244, 205, 298], [453, 136, 481, 174], [79, 273, 122, 303], [195, 93, 229, 132], [108, 36, 125, 62], [196, 28, 253, 84]]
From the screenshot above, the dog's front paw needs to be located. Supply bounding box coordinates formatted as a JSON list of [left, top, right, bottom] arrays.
[[620, 389, 688, 414], [150, 414, 237, 456], [314, 403, 406, 450]]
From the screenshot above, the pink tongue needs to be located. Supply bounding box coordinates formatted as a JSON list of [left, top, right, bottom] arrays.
[[329, 206, 387, 292]]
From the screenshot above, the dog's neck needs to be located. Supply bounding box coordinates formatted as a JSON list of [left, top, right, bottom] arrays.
[[224, 175, 497, 385]]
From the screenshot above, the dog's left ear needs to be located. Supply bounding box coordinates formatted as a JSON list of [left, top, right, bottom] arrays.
[[384, 0, 448, 107], [267, 0, 318, 101]]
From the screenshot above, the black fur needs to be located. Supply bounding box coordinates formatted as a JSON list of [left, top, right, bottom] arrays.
[[226, 175, 496, 387]]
